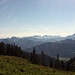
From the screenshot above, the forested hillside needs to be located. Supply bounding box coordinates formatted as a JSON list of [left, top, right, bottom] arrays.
[[1, 42, 75, 73]]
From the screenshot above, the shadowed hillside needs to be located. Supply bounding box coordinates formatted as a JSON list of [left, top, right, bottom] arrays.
[[26, 39, 75, 58]]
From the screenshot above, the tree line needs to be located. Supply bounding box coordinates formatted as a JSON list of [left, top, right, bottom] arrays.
[[29, 48, 75, 71], [29, 47, 75, 71], [0, 42, 23, 57]]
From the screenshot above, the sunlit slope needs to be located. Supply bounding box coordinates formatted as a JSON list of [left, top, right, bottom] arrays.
[[0, 56, 75, 75]]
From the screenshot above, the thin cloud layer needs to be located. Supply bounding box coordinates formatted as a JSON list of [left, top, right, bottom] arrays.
[[0, 0, 7, 5], [41, 27, 49, 31]]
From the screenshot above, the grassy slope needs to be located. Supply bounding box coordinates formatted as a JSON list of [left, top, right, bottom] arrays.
[[0, 56, 75, 75]]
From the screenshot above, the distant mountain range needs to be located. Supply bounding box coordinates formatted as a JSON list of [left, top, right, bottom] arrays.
[[0, 34, 75, 49], [26, 39, 75, 58], [0, 34, 75, 58]]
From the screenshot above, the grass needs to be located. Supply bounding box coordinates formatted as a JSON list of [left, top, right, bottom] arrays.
[[0, 55, 75, 75]]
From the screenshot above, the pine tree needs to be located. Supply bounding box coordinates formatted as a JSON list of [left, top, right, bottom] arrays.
[[54, 54, 61, 69], [0, 42, 5, 55], [40, 51, 46, 66], [57, 54, 59, 59], [30, 47, 38, 64], [66, 62, 71, 71], [61, 60, 65, 70], [49, 59, 53, 68]]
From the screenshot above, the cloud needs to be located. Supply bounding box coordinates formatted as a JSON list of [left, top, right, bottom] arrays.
[[41, 27, 49, 31], [13, 28, 36, 31], [0, 0, 7, 5], [28, 29, 36, 31]]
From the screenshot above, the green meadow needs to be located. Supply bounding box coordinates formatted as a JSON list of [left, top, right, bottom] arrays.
[[0, 55, 75, 75]]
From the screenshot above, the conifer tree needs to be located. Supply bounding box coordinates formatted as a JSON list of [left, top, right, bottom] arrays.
[[39, 51, 46, 66], [30, 47, 38, 64], [49, 59, 53, 68], [54, 54, 61, 69], [61, 60, 65, 70]]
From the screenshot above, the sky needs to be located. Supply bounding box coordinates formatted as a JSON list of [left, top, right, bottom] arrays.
[[0, 0, 75, 38]]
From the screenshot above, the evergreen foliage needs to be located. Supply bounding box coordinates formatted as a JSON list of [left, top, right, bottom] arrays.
[[0, 42, 23, 57], [49, 59, 53, 68], [30, 47, 38, 64]]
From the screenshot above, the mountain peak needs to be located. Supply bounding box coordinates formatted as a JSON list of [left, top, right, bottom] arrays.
[[73, 34, 75, 36]]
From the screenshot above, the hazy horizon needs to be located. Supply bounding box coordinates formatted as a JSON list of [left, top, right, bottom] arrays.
[[0, 33, 75, 39], [0, 0, 75, 38]]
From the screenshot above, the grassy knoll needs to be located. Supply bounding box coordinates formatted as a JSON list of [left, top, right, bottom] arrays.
[[0, 55, 75, 75]]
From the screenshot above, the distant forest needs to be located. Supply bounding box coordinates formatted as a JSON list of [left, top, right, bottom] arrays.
[[0, 42, 75, 71]]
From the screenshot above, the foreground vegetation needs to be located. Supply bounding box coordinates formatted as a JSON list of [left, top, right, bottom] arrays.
[[0, 56, 75, 75]]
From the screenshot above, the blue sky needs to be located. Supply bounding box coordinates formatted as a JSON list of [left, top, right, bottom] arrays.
[[0, 0, 75, 38]]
